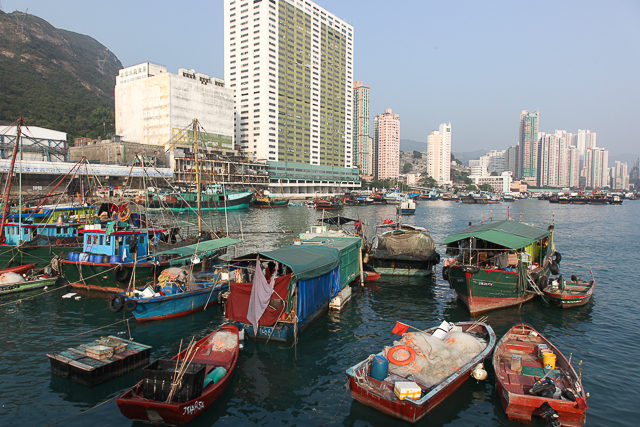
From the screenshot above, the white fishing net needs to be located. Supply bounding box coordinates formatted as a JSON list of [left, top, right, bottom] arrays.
[[204, 330, 237, 352], [0, 272, 26, 284], [383, 331, 485, 388]]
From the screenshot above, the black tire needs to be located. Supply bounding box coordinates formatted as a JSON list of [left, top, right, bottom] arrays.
[[108, 294, 125, 313], [554, 251, 562, 264], [112, 264, 131, 283], [124, 299, 138, 312], [549, 261, 559, 276], [442, 266, 449, 281], [433, 253, 441, 264]]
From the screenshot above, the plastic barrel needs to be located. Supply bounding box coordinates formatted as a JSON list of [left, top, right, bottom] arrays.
[[110, 255, 122, 264], [68, 251, 78, 261], [370, 355, 389, 381], [102, 255, 110, 264], [79, 252, 90, 262]]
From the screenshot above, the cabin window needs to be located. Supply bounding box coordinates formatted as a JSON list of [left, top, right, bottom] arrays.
[[99, 235, 104, 245], [57, 227, 61, 234], [106, 235, 111, 245], [93, 235, 98, 245], [64, 227, 68, 234]]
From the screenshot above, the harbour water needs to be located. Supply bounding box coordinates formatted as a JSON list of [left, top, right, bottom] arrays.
[[1, 200, 638, 426]]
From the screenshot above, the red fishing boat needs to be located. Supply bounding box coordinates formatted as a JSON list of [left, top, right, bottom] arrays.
[[346, 320, 496, 424], [494, 323, 588, 426], [117, 324, 239, 426], [0, 263, 36, 276]]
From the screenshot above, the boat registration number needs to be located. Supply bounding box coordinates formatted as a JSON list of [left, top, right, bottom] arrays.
[[478, 281, 493, 287], [183, 400, 204, 415]]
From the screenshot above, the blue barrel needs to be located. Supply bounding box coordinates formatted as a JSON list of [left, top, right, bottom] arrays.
[[102, 255, 111, 264], [79, 252, 90, 262], [370, 356, 389, 381], [110, 255, 122, 264], [68, 251, 78, 261], [91, 254, 102, 263]]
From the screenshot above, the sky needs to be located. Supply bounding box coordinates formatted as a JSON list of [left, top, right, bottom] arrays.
[[3, 0, 639, 157]]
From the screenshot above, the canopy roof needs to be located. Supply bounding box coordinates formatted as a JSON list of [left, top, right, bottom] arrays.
[[156, 237, 241, 257], [443, 219, 550, 249], [319, 216, 356, 225], [234, 244, 340, 281]]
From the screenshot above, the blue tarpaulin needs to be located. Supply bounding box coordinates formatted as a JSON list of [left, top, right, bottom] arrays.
[[297, 266, 340, 321]]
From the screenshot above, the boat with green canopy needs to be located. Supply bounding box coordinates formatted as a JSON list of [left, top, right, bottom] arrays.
[[442, 219, 561, 315], [223, 244, 342, 342]]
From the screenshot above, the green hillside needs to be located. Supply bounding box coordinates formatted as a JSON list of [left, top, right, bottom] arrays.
[[0, 10, 122, 141]]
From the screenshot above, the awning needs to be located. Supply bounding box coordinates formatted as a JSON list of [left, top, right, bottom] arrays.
[[233, 244, 340, 281], [443, 219, 550, 249], [156, 237, 241, 257]]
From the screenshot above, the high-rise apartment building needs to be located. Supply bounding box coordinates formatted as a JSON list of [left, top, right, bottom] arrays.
[[518, 110, 539, 184], [576, 129, 597, 171], [223, 0, 354, 167], [426, 123, 452, 183], [538, 130, 573, 188], [611, 161, 629, 190], [505, 145, 519, 177], [569, 146, 580, 188], [585, 147, 609, 188], [373, 109, 400, 179], [353, 81, 372, 176], [115, 62, 234, 151]]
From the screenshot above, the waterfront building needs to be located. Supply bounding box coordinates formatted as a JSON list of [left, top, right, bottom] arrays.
[[471, 171, 512, 193], [612, 161, 629, 190], [223, 0, 354, 168], [115, 62, 234, 159], [518, 110, 539, 185], [0, 125, 67, 162], [505, 145, 518, 177], [576, 129, 597, 171], [426, 123, 452, 184], [585, 147, 609, 188], [353, 81, 372, 176], [373, 108, 400, 180], [538, 130, 573, 188], [569, 146, 580, 188], [470, 150, 505, 178]]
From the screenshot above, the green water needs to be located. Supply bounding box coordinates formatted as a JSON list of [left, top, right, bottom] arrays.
[[1, 200, 638, 426]]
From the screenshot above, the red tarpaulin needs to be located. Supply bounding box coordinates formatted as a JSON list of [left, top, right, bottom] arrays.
[[226, 274, 292, 326]]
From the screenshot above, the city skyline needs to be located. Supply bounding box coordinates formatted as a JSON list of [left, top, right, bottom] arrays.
[[2, 0, 638, 156]]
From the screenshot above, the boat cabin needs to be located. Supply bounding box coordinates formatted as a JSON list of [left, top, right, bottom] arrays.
[[3, 222, 80, 246], [79, 224, 165, 263]]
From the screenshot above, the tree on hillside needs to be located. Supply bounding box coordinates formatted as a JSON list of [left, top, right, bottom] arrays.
[[451, 154, 462, 165], [420, 176, 438, 188], [403, 163, 413, 173], [413, 150, 422, 159]]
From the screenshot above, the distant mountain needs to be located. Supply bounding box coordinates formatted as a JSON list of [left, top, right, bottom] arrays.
[[0, 10, 122, 140], [452, 149, 488, 166], [400, 139, 426, 152]]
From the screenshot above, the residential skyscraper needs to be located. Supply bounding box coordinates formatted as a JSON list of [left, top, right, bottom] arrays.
[[223, 0, 354, 167], [518, 110, 539, 184], [569, 146, 580, 188], [426, 123, 452, 183], [612, 161, 629, 190], [505, 145, 519, 177], [373, 108, 400, 179], [585, 147, 609, 188], [576, 129, 597, 171], [353, 81, 372, 176]]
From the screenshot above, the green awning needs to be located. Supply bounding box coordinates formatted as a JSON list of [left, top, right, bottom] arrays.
[[156, 237, 241, 257], [234, 244, 340, 281], [443, 219, 550, 249]]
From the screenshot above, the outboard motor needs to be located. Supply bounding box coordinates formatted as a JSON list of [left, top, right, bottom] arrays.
[[538, 402, 561, 427], [530, 378, 555, 398]]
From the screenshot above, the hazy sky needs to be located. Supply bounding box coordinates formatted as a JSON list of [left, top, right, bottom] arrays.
[[3, 0, 639, 156]]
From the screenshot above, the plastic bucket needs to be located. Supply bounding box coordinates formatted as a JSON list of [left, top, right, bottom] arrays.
[[542, 352, 556, 370], [432, 321, 453, 340], [370, 355, 389, 381]]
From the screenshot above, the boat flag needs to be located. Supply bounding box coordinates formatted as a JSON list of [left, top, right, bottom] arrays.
[[392, 321, 409, 335]]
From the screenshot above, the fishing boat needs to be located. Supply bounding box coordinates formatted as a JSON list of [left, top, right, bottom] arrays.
[[224, 244, 342, 341], [0, 266, 58, 295], [383, 192, 404, 205], [109, 264, 236, 322], [494, 323, 588, 426], [346, 320, 496, 424], [59, 220, 238, 293], [365, 223, 439, 276], [543, 275, 595, 308], [474, 194, 500, 204], [150, 188, 253, 212], [117, 324, 239, 426], [314, 196, 343, 210], [250, 195, 289, 208], [398, 198, 416, 215], [443, 219, 560, 315], [608, 194, 624, 205]]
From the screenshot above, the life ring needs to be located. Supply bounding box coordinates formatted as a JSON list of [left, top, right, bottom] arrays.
[[124, 299, 138, 312], [0, 236, 5, 244], [388, 345, 416, 366], [113, 264, 132, 283], [442, 266, 450, 280], [56, 239, 62, 245], [118, 208, 131, 222], [108, 294, 125, 313], [554, 252, 562, 264]]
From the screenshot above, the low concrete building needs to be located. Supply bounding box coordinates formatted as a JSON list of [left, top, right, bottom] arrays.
[[69, 136, 166, 167]]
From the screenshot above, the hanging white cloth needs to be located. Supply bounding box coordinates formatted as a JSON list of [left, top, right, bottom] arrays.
[[247, 259, 277, 335]]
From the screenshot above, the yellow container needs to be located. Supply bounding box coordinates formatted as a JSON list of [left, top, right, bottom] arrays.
[[393, 381, 422, 400], [542, 352, 556, 369]]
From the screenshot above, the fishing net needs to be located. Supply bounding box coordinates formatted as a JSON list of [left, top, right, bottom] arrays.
[[383, 331, 485, 388], [0, 272, 26, 284], [205, 330, 237, 352], [375, 231, 436, 260]]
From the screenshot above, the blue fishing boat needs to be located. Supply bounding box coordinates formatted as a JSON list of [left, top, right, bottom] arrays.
[[224, 244, 342, 342], [111, 264, 236, 322]]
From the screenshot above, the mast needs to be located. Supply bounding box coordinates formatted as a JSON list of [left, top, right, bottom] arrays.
[[0, 117, 23, 242], [194, 119, 202, 236]]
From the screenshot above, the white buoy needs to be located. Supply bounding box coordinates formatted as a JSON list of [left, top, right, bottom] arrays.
[[471, 363, 488, 380]]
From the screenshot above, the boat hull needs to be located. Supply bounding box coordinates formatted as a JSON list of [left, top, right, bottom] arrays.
[[543, 281, 594, 308], [129, 285, 228, 322], [59, 261, 160, 293], [0, 276, 58, 295], [368, 258, 434, 276], [0, 244, 80, 269], [447, 266, 539, 315]]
